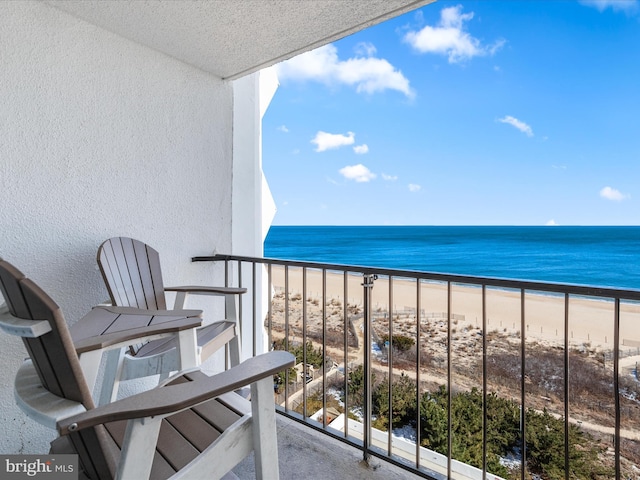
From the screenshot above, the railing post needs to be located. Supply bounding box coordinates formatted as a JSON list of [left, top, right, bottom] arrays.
[[362, 273, 377, 463]]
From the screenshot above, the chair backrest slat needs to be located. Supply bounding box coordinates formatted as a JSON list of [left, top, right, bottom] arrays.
[[0, 261, 30, 317], [67, 427, 116, 480], [98, 237, 166, 310], [97, 239, 129, 307]]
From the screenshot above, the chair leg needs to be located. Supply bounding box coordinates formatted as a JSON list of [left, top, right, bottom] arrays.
[[228, 334, 241, 368], [225, 294, 242, 367], [251, 376, 280, 480], [177, 329, 199, 370], [173, 291, 188, 309], [116, 416, 163, 480], [78, 349, 107, 402], [98, 349, 125, 405]]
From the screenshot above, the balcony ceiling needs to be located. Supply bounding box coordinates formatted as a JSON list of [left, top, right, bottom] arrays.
[[46, 0, 434, 80]]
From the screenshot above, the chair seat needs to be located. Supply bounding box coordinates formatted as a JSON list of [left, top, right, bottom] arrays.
[[51, 370, 250, 480], [135, 320, 236, 359], [112, 370, 250, 479]]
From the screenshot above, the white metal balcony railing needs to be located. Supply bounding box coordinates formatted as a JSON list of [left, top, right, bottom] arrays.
[[193, 254, 640, 480]]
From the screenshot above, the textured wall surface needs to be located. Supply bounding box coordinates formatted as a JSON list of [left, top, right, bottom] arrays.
[[0, 1, 235, 454], [46, 0, 434, 79]]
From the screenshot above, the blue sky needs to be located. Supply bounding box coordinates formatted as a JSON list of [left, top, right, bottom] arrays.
[[262, 0, 640, 226]]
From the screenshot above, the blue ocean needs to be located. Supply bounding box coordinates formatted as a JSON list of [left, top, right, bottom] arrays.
[[264, 226, 640, 290]]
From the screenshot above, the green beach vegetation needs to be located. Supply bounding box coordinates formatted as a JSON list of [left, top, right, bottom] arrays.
[[348, 367, 612, 479]]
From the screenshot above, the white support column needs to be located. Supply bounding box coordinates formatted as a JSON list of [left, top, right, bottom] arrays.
[[232, 68, 279, 359]]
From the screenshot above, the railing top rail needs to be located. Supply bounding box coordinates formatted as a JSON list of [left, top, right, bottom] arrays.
[[193, 254, 640, 301]]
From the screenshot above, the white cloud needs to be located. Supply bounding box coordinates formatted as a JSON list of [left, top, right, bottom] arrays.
[[408, 183, 422, 192], [600, 186, 629, 201], [498, 115, 534, 137], [403, 5, 505, 63], [339, 164, 376, 182], [579, 0, 639, 13], [354, 42, 377, 57], [311, 131, 355, 152], [353, 144, 369, 154], [276, 44, 414, 98], [277, 125, 289, 133], [382, 173, 398, 181], [546, 219, 558, 226]]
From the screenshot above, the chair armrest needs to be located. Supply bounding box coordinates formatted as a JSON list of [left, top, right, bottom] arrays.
[[165, 285, 247, 296], [99, 306, 203, 317], [15, 360, 87, 429], [57, 351, 295, 434], [165, 286, 246, 317], [72, 306, 203, 354], [0, 310, 51, 338]]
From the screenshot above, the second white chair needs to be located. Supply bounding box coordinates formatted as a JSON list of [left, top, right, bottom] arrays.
[[94, 236, 245, 404]]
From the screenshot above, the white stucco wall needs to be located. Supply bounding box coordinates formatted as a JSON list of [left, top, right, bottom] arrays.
[[0, 1, 237, 454]]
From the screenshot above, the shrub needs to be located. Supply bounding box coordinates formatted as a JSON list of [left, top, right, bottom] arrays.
[[379, 334, 415, 352], [293, 391, 343, 418], [417, 386, 613, 479], [372, 373, 417, 431]]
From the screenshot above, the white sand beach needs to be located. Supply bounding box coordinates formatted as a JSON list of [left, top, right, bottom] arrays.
[[270, 266, 640, 352]]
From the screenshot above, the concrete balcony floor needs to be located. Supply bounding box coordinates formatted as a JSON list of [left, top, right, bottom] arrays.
[[230, 415, 422, 480]]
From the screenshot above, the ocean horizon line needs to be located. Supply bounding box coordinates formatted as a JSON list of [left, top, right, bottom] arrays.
[[270, 224, 640, 228]]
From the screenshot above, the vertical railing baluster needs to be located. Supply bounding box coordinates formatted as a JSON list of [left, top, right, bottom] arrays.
[[482, 284, 487, 480], [362, 273, 376, 463], [387, 276, 394, 457], [322, 268, 327, 429], [267, 263, 272, 352], [252, 261, 256, 357], [564, 293, 569, 480], [302, 267, 308, 419], [237, 260, 243, 358], [614, 297, 621, 479], [284, 265, 290, 411], [447, 281, 452, 479], [224, 260, 230, 368], [520, 288, 526, 480], [416, 278, 421, 470], [343, 271, 349, 440]]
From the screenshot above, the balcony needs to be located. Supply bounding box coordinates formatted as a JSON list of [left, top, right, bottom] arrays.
[[196, 254, 640, 480]]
